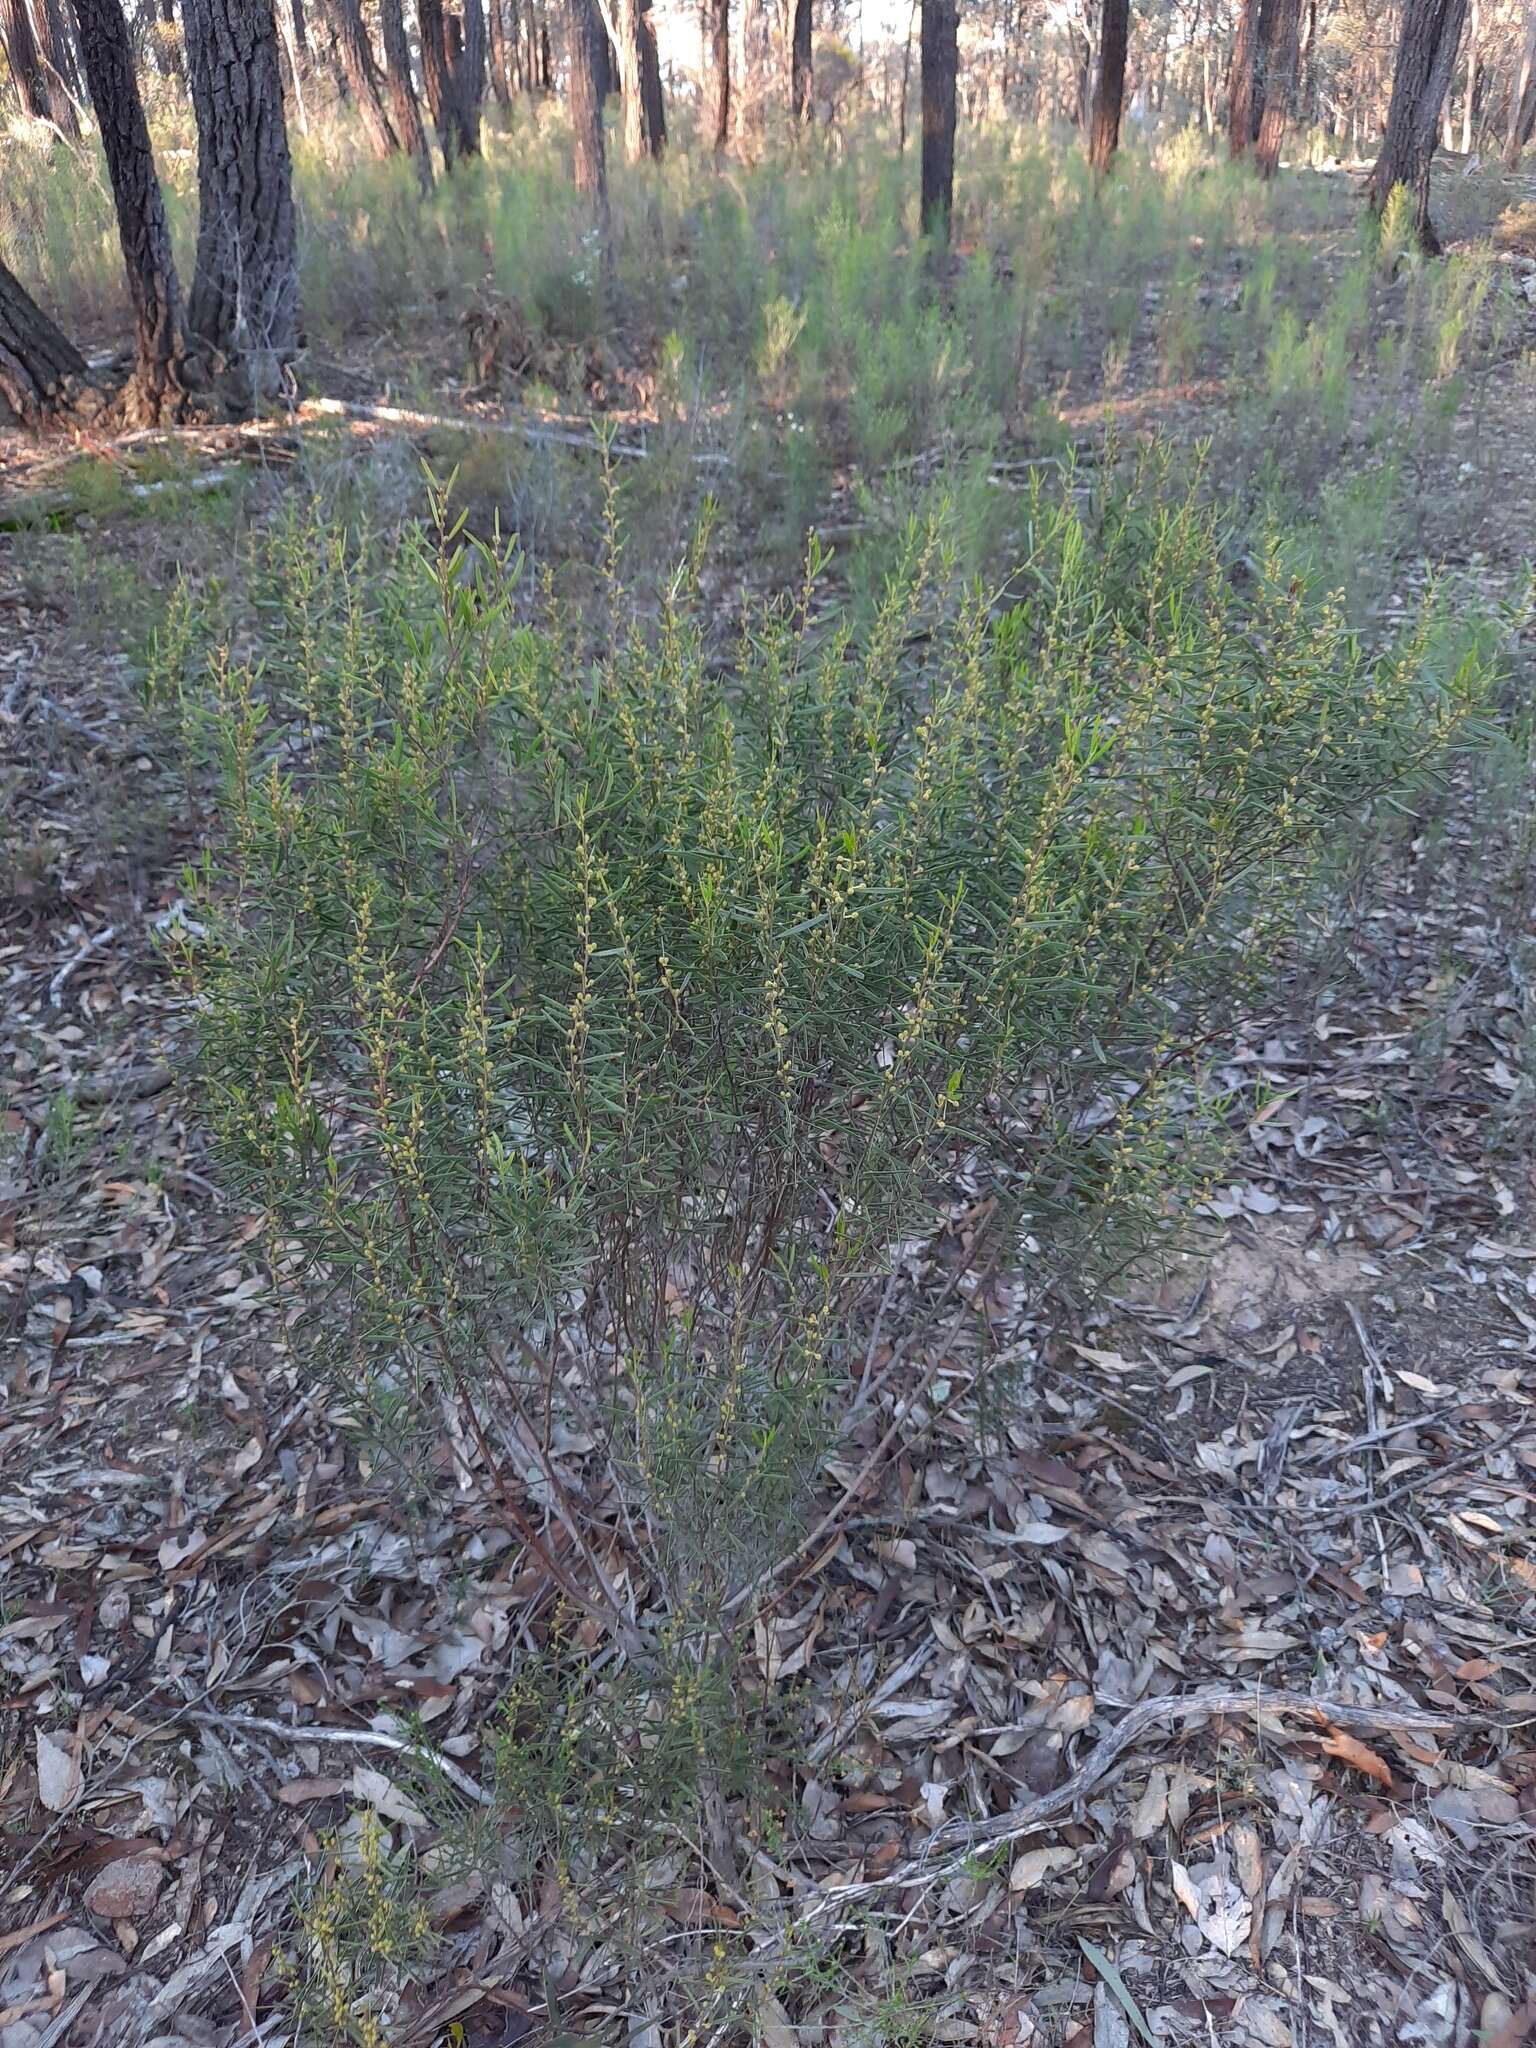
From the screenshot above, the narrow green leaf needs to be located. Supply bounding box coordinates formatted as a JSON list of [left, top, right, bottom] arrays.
[[1077, 1936, 1156, 2046]]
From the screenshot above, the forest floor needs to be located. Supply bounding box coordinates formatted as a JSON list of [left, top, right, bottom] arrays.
[[4, 159, 1536, 2048]]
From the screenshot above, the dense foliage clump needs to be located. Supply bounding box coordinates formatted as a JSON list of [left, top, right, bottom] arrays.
[[171, 455, 1485, 1641]]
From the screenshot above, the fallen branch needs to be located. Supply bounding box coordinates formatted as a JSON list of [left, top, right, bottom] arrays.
[[49, 924, 116, 1008], [697, 1687, 1464, 2048], [1296, 1420, 1528, 1524], [919, 1686, 1473, 1862], [187, 1709, 493, 1807], [74, 1062, 174, 1105], [301, 395, 650, 461]]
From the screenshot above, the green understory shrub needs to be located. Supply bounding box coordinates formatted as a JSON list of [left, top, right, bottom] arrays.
[[172, 456, 1486, 1859]]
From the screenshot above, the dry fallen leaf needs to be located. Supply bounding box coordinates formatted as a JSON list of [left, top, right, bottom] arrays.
[[1171, 1859, 1252, 1956], [351, 1766, 427, 1827], [1319, 1725, 1395, 1790], [664, 1887, 742, 1928], [1009, 1845, 1078, 1893], [1130, 1766, 1168, 1840], [35, 1728, 81, 1813], [275, 1776, 348, 1806]]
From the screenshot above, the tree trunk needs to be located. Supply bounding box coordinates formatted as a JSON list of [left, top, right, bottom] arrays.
[[326, 0, 399, 154], [732, 0, 769, 148], [1087, 0, 1128, 174], [183, 0, 300, 402], [1365, 0, 1469, 249], [486, 0, 509, 102], [919, 0, 956, 237], [897, 0, 915, 147], [276, 0, 310, 129], [1504, 0, 1534, 166], [34, 0, 84, 131], [0, 259, 90, 424], [70, 0, 189, 419], [567, 0, 608, 217], [1459, 0, 1477, 149], [379, 0, 432, 182], [1253, 0, 1302, 174], [790, 0, 810, 124], [418, 0, 459, 159], [636, 0, 662, 149], [1228, 0, 1263, 156], [2, 0, 53, 119], [702, 0, 728, 155], [455, 0, 485, 148], [608, 0, 646, 157], [1297, 0, 1318, 123]]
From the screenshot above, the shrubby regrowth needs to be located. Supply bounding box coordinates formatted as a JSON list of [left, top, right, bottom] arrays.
[[170, 456, 1484, 1694]]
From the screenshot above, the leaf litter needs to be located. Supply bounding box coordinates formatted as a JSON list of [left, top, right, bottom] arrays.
[[2, 453, 1535, 2048]]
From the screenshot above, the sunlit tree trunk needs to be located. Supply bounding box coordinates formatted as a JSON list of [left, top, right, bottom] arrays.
[[606, 0, 659, 158], [1253, 0, 1302, 175], [702, 0, 728, 155], [34, 0, 84, 131], [184, 0, 300, 401], [897, 0, 915, 148], [70, 0, 189, 419], [1507, 2, 1536, 166], [567, 0, 608, 218], [1459, 0, 1478, 149], [919, 0, 956, 237], [486, 0, 509, 101], [380, 0, 433, 184], [1365, 0, 1469, 249], [1087, 0, 1128, 174], [327, 0, 399, 155], [2, 0, 54, 121]]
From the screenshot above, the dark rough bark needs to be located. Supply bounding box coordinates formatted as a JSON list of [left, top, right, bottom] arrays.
[[790, 0, 810, 124], [636, 0, 662, 151], [566, 0, 607, 218], [379, 0, 433, 185], [1506, 1, 1536, 166], [418, 0, 459, 158], [701, 0, 727, 155], [1253, 0, 1302, 175], [0, 258, 89, 424], [1366, 0, 1470, 250], [539, 16, 549, 87], [919, 0, 957, 238], [34, 0, 84, 131], [2, 0, 53, 119], [326, 0, 399, 154], [183, 0, 300, 402], [1087, 0, 1128, 174], [70, 0, 189, 419], [455, 0, 485, 148], [1227, 0, 1268, 156]]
